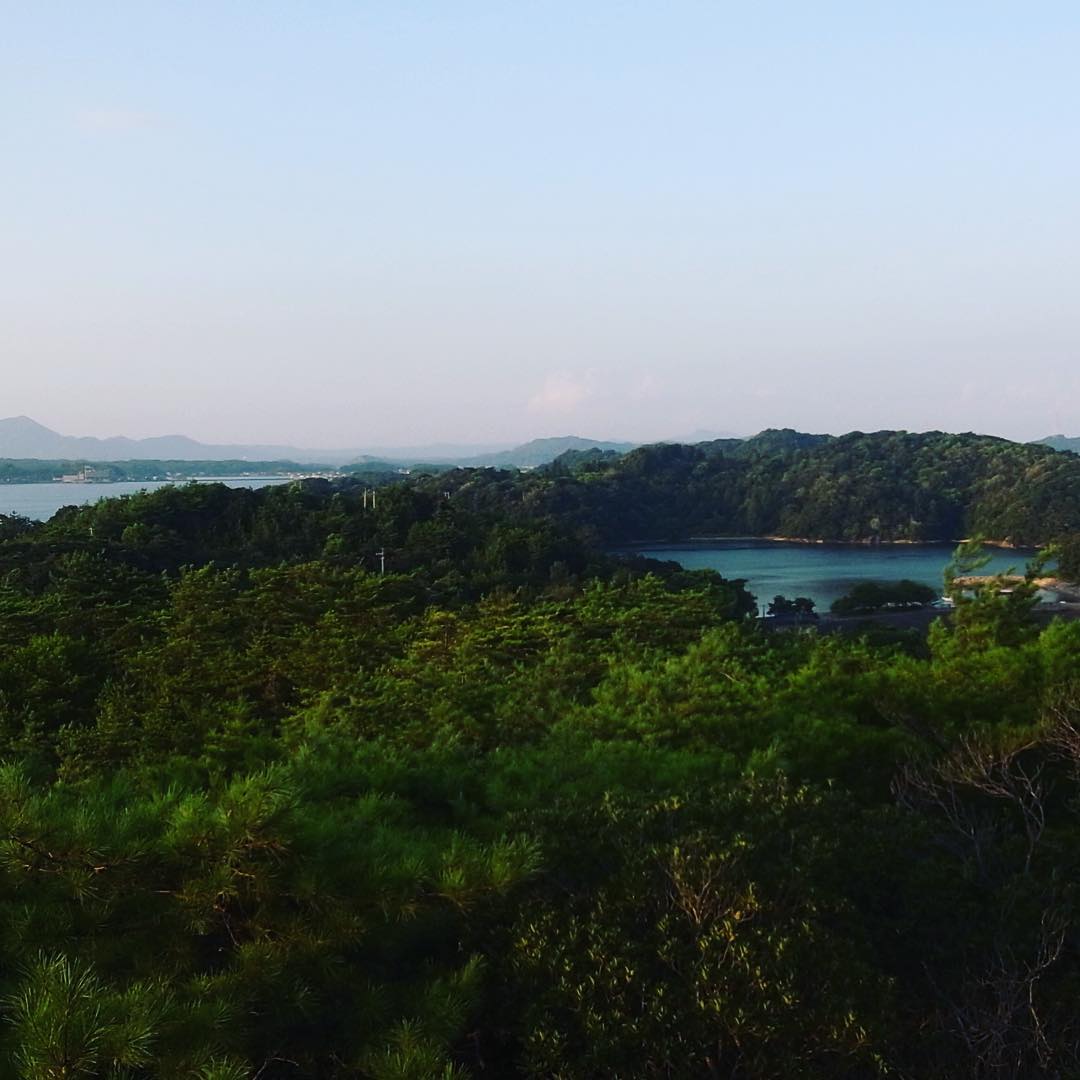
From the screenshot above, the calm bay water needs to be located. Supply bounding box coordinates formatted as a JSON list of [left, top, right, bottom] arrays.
[[1, 478, 295, 522], [635, 539, 1041, 610]]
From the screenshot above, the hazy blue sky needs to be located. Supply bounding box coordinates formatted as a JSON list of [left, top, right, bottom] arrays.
[[3, 2, 1079, 447]]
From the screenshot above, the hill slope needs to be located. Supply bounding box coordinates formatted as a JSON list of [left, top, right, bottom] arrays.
[[427, 429, 1080, 546]]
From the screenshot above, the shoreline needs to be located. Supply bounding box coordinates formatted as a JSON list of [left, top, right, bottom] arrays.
[[0, 474, 308, 487], [623, 535, 1040, 551]]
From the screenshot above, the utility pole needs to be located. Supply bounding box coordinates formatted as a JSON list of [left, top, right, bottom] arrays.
[[376, 548, 386, 575]]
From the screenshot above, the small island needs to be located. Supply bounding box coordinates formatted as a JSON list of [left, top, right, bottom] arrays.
[[830, 579, 939, 615]]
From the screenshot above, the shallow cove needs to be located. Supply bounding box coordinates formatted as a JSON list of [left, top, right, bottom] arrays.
[[628, 538, 1041, 611]]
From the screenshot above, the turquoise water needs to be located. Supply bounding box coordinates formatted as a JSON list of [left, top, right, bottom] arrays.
[[0, 477, 295, 522], [634, 539, 1044, 610]]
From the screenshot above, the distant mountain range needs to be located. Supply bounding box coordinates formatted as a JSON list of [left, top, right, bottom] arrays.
[[0, 417, 652, 470], [0, 415, 356, 465]]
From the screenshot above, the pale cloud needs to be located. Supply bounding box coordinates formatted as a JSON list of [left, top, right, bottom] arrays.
[[76, 108, 159, 134], [628, 373, 659, 401], [527, 373, 593, 414]]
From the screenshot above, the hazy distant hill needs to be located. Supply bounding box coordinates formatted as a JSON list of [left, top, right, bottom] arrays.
[[0, 416, 348, 464], [1038, 435, 1080, 454], [0, 417, 632, 469], [0, 417, 513, 467], [461, 436, 638, 468]]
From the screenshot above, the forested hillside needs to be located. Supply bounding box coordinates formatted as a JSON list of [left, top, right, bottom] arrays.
[[424, 429, 1080, 548], [0, 477, 1079, 1075]]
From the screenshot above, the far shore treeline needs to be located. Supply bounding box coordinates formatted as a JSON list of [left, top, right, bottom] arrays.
[[1, 428, 1080, 1074], [0, 458, 338, 484]]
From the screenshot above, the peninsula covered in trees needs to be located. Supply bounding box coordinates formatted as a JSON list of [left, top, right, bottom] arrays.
[[420, 429, 1080, 565]]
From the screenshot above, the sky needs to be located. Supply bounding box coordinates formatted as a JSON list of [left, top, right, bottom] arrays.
[[3, 2, 1079, 448]]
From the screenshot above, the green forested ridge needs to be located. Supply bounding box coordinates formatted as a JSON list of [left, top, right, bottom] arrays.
[[427, 428, 1080, 548], [0, 463, 1080, 1075]]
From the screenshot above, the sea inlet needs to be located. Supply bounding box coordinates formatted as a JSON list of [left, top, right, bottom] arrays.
[[631, 538, 1045, 611]]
